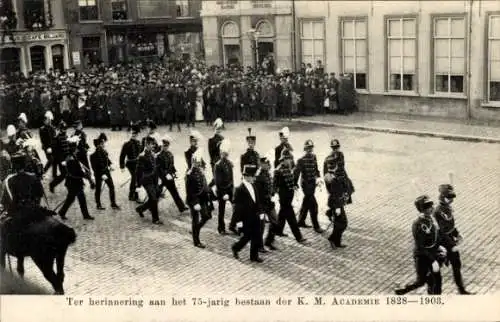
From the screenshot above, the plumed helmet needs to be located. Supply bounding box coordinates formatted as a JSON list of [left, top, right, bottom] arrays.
[[6, 124, 16, 136], [18, 113, 28, 124], [213, 118, 223, 129], [22, 138, 38, 150], [162, 134, 172, 144], [44, 110, 54, 120], [331, 139, 340, 148], [414, 195, 434, 213], [189, 129, 203, 141], [219, 139, 231, 154], [67, 135, 81, 147], [246, 128, 256, 142], [279, 127, 290, 139], [439, 184, 456, 199], [304, 139, 314, 149]]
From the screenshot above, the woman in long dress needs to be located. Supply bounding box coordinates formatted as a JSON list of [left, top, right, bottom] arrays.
[[195, 89, 204, 121]]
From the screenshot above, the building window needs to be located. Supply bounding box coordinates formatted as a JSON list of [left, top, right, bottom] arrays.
[[251, 0, 272, 9], [24, 0, 45, 30], [387, 17, 417, 91], [433, 17, 465, 94], [176, 0, 189, 17], [216, 1, 237, 9], [30, 45, 45, 72], [488, 15, 500, 101], [137, 0, 169, 18], [82, 36, 101, 67], [111, 0, 127, 20], [341, 18, 367, 90], [79, 0, 98, 21], [300, 20, 325, 68]]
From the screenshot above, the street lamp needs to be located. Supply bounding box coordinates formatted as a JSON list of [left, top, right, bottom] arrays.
[[247, 28, 260, 68]]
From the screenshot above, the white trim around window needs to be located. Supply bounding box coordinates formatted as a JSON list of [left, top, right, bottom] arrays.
[[341, 18, 368, 90], [386, 17, 417, 92], [299, 19, 325, 68], [488, 14, 500, 102]]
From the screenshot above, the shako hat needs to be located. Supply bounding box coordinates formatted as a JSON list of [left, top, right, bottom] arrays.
[[246, 128, 256, 142], [414, 195, 434, 213]]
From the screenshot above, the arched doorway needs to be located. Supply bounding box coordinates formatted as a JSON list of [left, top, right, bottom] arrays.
[[255, 20, 275, 68], [221, 21, 241, 67], [0, 47, 21, 75], [30, 45, 46, 72], [51, 44, 65, 71]]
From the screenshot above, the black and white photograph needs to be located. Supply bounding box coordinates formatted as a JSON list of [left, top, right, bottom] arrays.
[[0, 0, 499, 321]]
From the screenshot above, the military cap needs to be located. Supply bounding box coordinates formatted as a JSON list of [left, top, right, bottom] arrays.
[[144, 136, 156, 145], [439, 184, 456, 198], [131, 125, 140, 134], [330, 139, 340, 148], [246, 128, 256, 142], [162, 134, 172, 144], [242, 164, 258, 177], [304, 139, 314, 149], [97, 132, 108, 142], [414, 195, 434, 213]]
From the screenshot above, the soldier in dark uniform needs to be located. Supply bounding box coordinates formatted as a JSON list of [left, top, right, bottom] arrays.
[[90, 134, 120, 210], [274, 127, 294, 168], [49, 121, 70, 193], [294, 139, 323, 233], [184, 130, 205, 169], [135, 136, 163, 225], [157, 135, 188, 213], [22, 139, 44, 180], [16, 112, 33, 141], [208, 118, 224, 173], [213, 139, 234, 235], [324, 166, 349, 248], [119, 125, 142, 201], [323, 139, 354, 203], [255, 156, 279, 251], [185, 150, 213, 248], [39, 111, 56, 174], [231, 165, 264, 263], [240, 128, 260, 173], [5, 124, 21, 155], [433, 183, 474, 294], [73, 120, 90, 169], [57, 135, 95, 221], [395, 195, 446, 295], [272, 149, 307, 244]]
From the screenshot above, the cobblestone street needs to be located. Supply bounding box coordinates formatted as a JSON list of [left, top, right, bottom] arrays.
[[1, 121, 499, 295]]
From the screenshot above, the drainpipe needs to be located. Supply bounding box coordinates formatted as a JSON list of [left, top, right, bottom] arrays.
[[466, 0, 473, 121], [291, 0, 297, 72]]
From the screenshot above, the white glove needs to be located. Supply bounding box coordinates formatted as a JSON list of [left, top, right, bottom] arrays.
[[431, 261, 440, 273], [438, 245, 447, 257], [194, 204, 201, 211], [61, 161, 66, 166], [259, 213, 265, 220], [335, 208, 342, 215], [166, 174, 173, 180], [451, 245, 460, 252], [101, 174, 108, 180], [271, 195, 279, 203], [212, 186, 217, 194], [47, 148, 52, 154], [236, 222, 243, 228], [223, 194, 229, 201], [135, 187, 141, 192]]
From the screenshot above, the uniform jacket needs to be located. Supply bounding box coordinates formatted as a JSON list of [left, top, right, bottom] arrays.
[[255, 168, 274, 211], [135, 150, 157, 187], [184, 146, 206, 169], [39, 124, 56, 151], [208, 133, 224, 165], [157, 150, 177, 180], [185, 167, 209, 207], [74, 129, 90, 156], [274, 142, 294, 168], [53, 131, 70, 162], [273, 164, 296, 198], [433, 202, 460, 249], [119, 138, 141, 169], [240, 149, 260, 173], [214, 157, 234, 191], [294, 152, 320, 194], [90, 146, 111, 177], [412, 215, 440, 260], [65, 154, 90, 189]]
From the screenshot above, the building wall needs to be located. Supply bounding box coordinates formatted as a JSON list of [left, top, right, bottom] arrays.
[[0, 0, 71, 75], [201, 0, 293, 70], [293, 0, 500, 121]]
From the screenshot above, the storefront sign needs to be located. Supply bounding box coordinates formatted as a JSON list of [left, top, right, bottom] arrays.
[[72, 51, 81, 65], [1, 31, 66, 44]]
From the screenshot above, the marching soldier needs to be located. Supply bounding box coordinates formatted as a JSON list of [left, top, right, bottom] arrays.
[[231, 165, 264, 263], [39, 111, 56, 174], [274, 127, 294, 168], [5, 124, 21, 155], [90, 133, 120, 210], [213, 139, 234, 235], [184, 130, 205, 169], [22, 139, 44, 180], [208, 118, 224, 173], [395, 195, 447, 295], [433, 183, 474, 294], [58, 135, 95, 221], [272, 148, 307, 244], [185, 150, 213, 248], [119, 125, 142, 201], [16, 112, 33, 140], [324, 166, 349, 248], [294, 139, 324, 233], [157, 135, 188, 213], [49, 121, 70, 193], [141, 121, 161, 153], [323, 139, 354, 203], [240, 128, 260, 173], [135, 136, 163, 225], [73, 120, 90, 169], [255, 155, 280, 251]]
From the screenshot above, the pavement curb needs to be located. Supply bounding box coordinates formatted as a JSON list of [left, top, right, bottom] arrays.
[[289, 119, 500, 144]]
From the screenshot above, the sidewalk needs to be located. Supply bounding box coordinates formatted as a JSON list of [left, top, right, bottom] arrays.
[[289, 113, 500, 143]]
